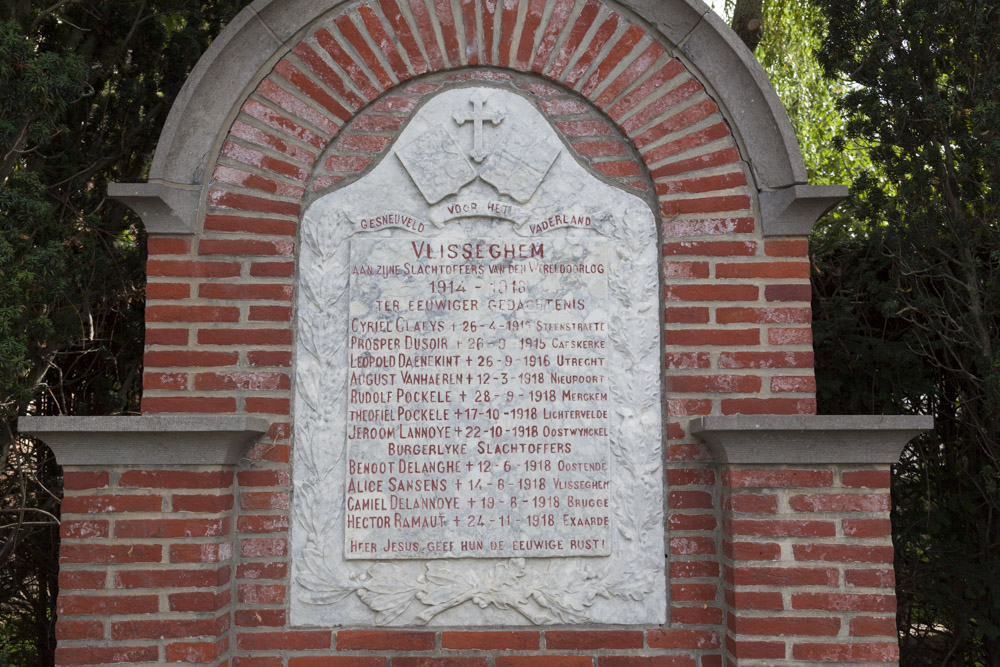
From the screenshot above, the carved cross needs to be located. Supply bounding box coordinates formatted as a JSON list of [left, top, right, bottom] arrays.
[[453, 90, 505, 162]]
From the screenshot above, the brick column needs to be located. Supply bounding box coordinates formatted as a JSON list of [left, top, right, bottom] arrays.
[[19, 416, 266, 666], [692, 416, 931, 666]]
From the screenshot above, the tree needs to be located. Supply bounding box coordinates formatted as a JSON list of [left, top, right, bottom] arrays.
[[0, 2, 245, 663], [808, 0, 1000, 663], [731, 0, 765, 51], [727, 0, 874, 190], [731, 1, 1000, 662]]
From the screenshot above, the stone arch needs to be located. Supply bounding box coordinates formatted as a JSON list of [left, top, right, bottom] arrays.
[[132, 0, 825, 425], [111, 0, 843, 237]]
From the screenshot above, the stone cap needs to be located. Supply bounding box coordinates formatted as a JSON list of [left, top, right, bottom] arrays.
[[107, 181, 200, 235], [758, 184, 849, 236], [17, 415, 269, 466], [690, 415, 934, 465]]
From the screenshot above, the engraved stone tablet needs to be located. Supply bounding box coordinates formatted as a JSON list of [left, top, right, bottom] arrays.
[[344, 238, 611, 560], [292, 86, 664, 627]]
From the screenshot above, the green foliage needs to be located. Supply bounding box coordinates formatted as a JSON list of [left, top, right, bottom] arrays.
[[754, 0, 874, 188], [0, 21, 86, 415], [0, 171, 66, 411], [0, 20, 88, 175], [0, 2, 245, 664], [808, 0, 1000, 663], [0, 439, 58, 667]]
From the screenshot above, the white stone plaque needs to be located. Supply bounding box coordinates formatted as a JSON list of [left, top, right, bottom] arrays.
[[344, 238, 612, 560], [292, 86, 665, 627]]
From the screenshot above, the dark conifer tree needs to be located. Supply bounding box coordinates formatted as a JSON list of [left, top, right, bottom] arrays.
[[0, 3, 245, 663]]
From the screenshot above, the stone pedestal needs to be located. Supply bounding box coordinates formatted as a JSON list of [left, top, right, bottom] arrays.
[[692, 416, 932, 665]]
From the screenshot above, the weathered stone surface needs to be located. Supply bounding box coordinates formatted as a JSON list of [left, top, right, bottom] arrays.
[[396, 127, 477, 204], [344, 238, 613, 560], [758, 184, 849, 236], [291, 86, 665, 626]]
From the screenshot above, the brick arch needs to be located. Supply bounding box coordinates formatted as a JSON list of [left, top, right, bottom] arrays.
[[201, 0, 752, 232], [132, 5, 830, 427], [305, 71, 656, 199], [151, 0, 813, 418]]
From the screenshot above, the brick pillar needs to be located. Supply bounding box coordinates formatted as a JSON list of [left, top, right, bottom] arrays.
[[692, 416, 931, 666], [19, 416, 266, 666]]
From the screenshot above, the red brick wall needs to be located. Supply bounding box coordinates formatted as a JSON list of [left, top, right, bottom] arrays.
[[51, 1, 899, 665], [57, 469, 236, 665], [720, 466, 899, 663]]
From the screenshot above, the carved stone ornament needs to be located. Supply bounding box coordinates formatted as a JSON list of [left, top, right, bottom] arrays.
[[292, 86, 665, 626], [396, 127, 477, 204], [481, 128, 561, 203], [452, 89, 506, 163]]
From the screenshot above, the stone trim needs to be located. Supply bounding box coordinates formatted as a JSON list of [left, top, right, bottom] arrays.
[[758, 184, 849, 236], [147, 5, 285, 185], [17, 415, 268, 466], [106, 182, 201, 234], [690, 414, 934, 464], [672, 7, 805, 190]]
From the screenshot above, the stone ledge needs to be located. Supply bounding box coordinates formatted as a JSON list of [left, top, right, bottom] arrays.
[[17, 416, 269, 466], [758, 184, 849, 237], [690, 415, 934, 465], [107, 181, 200, 235]]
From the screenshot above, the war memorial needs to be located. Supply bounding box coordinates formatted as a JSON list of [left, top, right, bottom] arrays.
[[20, 0, 931, 663]]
